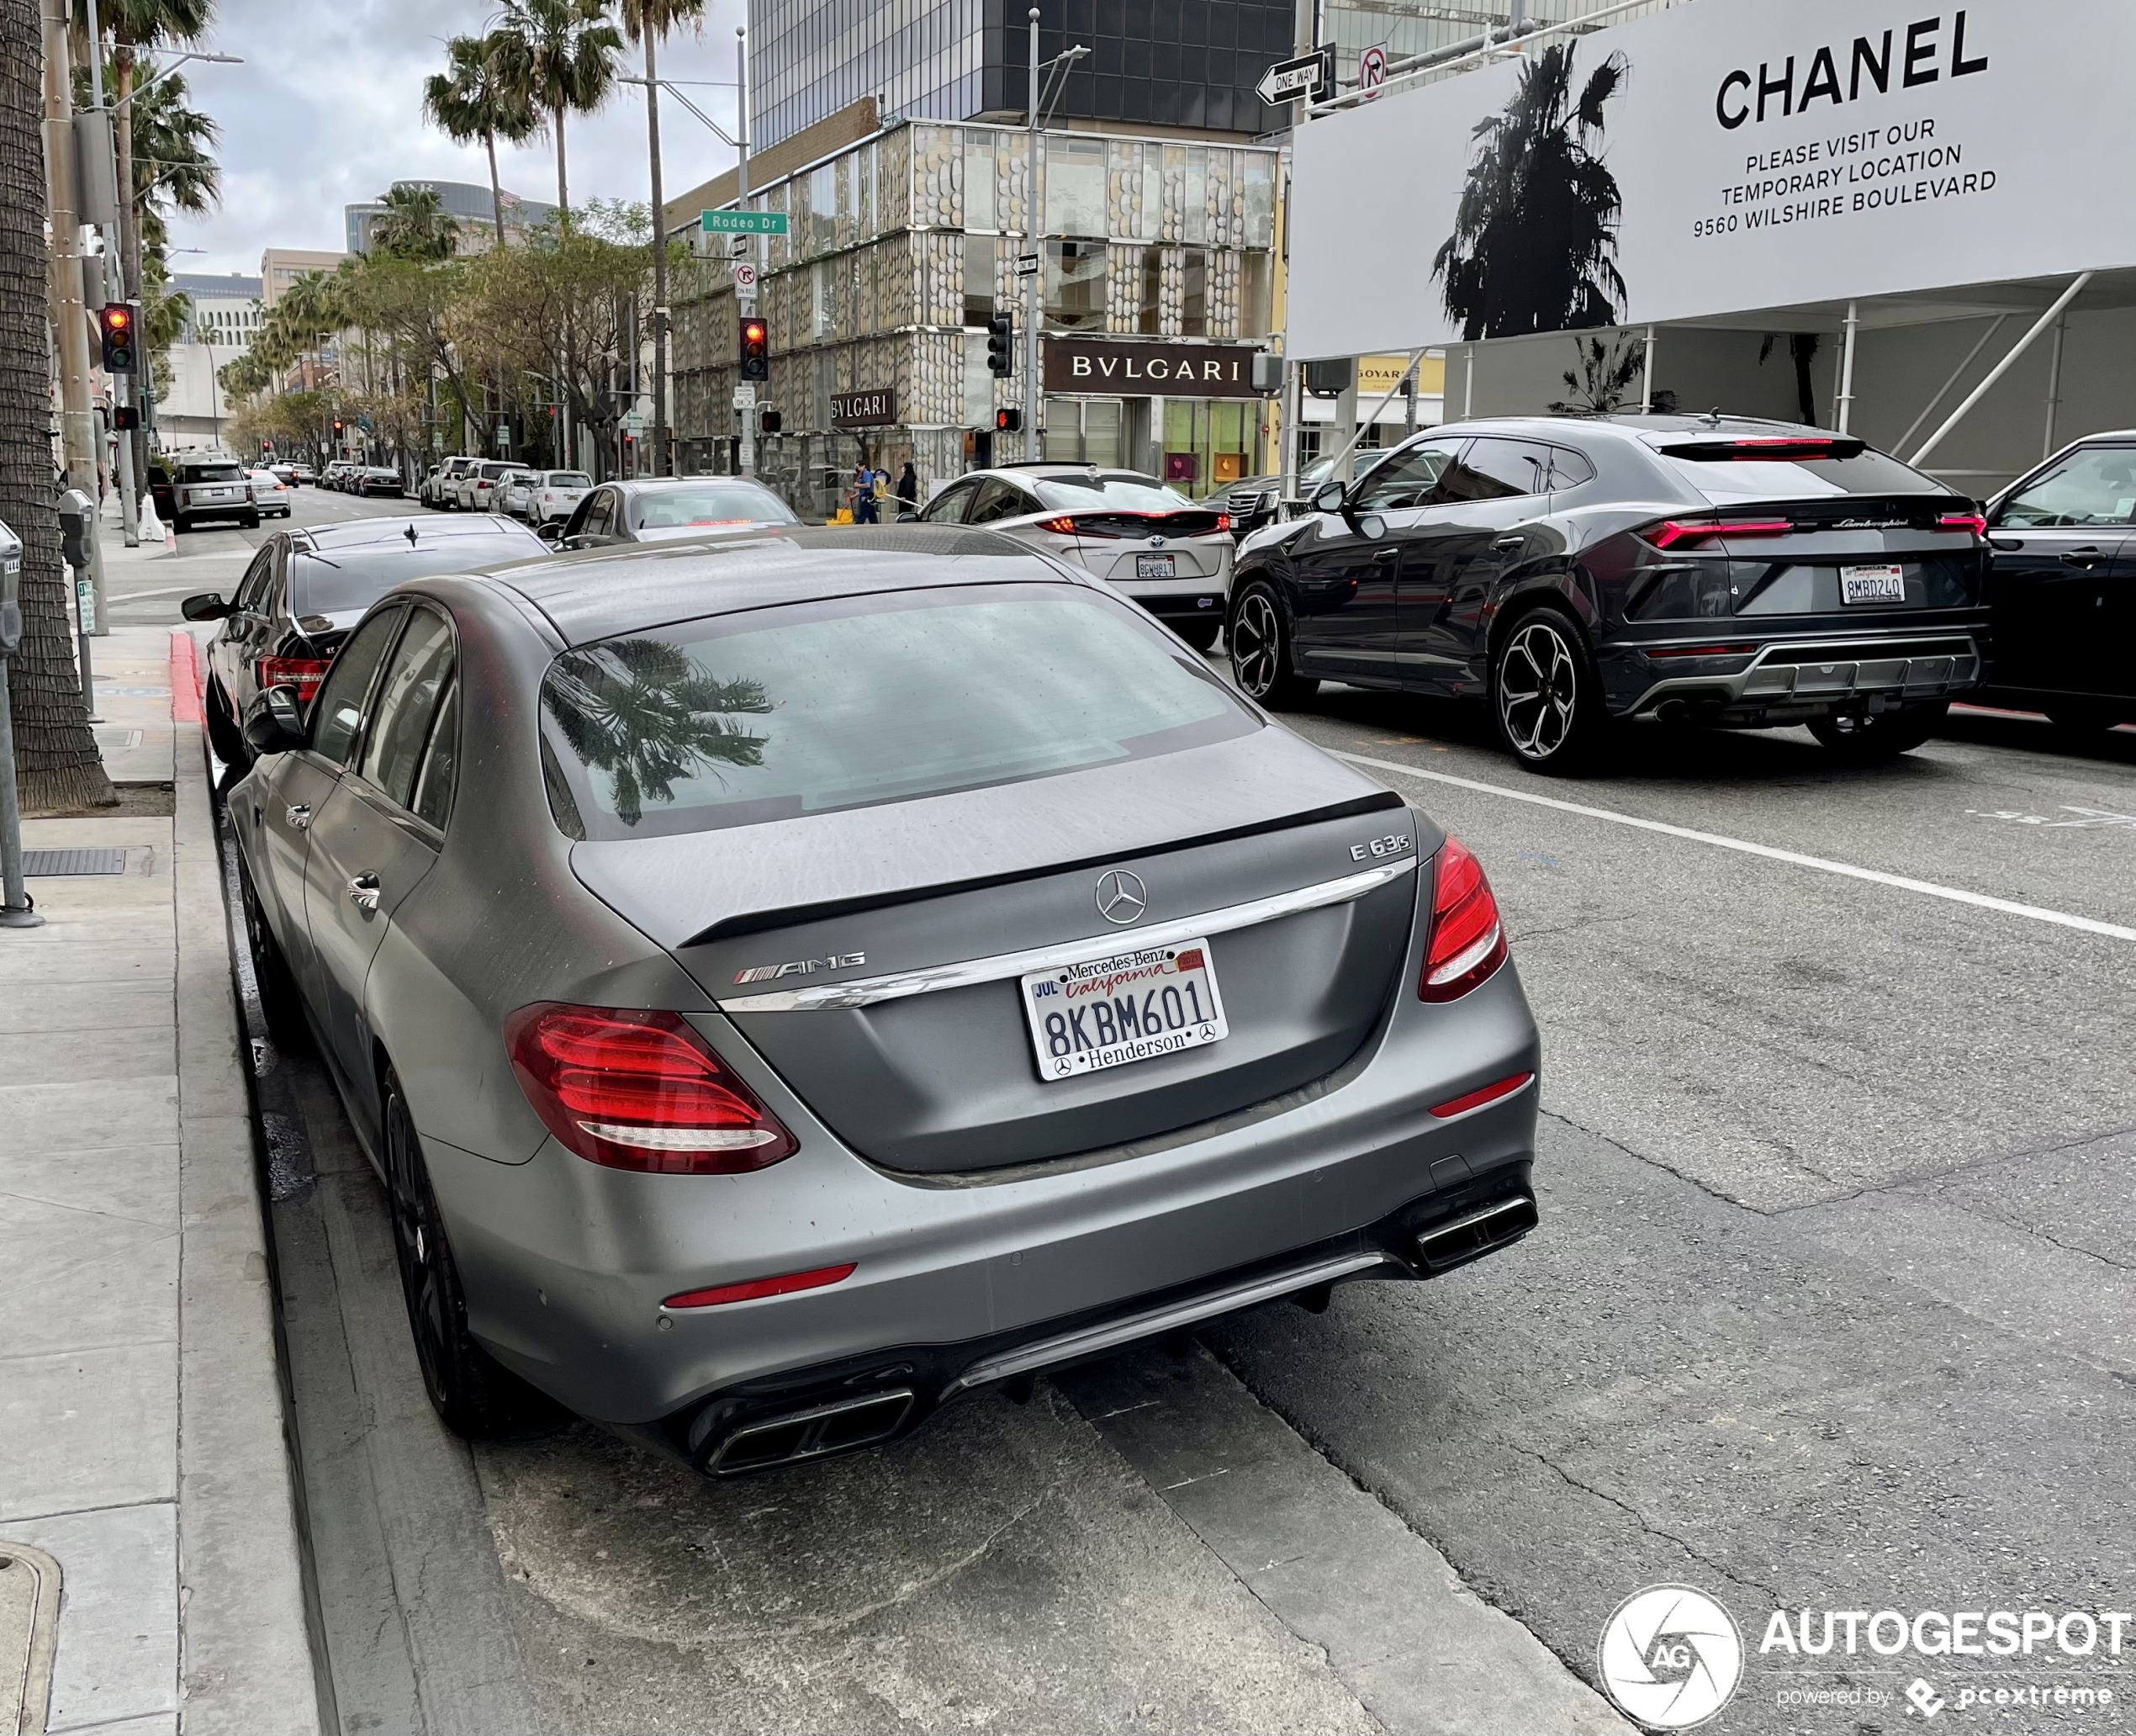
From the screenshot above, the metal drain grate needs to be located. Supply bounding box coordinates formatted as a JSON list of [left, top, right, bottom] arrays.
[[21, 848, 127, 876]]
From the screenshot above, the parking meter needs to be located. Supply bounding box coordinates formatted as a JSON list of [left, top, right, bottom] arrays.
[[0, 515, 40, 926], [55, 490, 99, 716], [0, 517, 21, 655]]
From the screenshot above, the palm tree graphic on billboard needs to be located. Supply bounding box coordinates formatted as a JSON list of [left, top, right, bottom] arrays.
[[1434, 44, 1630, 341]]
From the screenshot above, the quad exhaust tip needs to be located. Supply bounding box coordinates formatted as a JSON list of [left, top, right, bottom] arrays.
[[1414, 1194, 1538, 1274], [706, 1388, 916, 1477]]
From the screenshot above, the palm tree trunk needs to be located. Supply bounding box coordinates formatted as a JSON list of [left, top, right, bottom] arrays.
[[3, 0, 112, 812], [554, 102, 568, 218], [645, 28, 668, 477], [484, 124, 506, 247]]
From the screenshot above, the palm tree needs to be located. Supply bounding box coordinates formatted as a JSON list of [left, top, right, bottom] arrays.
[[369, 184, 461, 262], [1548, 331, 1645, 415], [422, 32, 539, 248], [3, 0, 111, 812], [616, 0, 703, 477], [489, 0, 624, 220], [125, 61, 219, 244], [1434, 43, 1629, 342], [542, 639, 772, 828]]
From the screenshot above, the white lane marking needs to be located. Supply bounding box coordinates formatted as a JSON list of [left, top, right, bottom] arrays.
[[108, 580, 231, 600], [1335, 750, 2136, 945], [1968, 806, 2136, 832]]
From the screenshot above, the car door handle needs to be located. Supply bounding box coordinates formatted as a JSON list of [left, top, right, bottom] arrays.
[[2060, 548, 2103, 567], [346, 872, 381, 914], [1492, 535, 1526, 552], [284, 802, 312, 829]]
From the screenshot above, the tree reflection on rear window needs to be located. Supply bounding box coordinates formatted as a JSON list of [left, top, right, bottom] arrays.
[[539, 585, 1256, 839]]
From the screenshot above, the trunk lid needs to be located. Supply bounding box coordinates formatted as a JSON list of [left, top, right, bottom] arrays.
[[571, 730, 1429, 1174]]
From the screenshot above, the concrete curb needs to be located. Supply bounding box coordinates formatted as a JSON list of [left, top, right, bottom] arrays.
[[168, 638, 325, 1736]]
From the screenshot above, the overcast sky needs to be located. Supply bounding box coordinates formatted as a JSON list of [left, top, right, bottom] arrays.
[[169, 0, 748, 280]]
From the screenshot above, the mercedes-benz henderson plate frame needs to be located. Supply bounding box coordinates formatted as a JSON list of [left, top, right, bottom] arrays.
[[227, 526, 1541, 1477]]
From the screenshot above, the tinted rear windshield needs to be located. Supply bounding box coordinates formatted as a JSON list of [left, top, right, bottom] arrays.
[[539, 585, 1256, 839], [1033, 474, 1195, 513], [546, 472, 591, 487], [289, 539, 537, 615], [1655, 445, 1943, 505], [182, 463, 243, 483], [632, 483, 796, 529]]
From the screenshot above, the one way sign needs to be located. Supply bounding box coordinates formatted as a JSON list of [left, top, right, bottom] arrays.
[[1255, 47, 1333, 107]]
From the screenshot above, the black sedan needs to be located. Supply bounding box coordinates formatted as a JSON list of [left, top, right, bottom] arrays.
[[1229, 414, 1991, 771], [557, 476, 799, 548], [1977, 433, 2136, 733], [182, 514, 547, 765]]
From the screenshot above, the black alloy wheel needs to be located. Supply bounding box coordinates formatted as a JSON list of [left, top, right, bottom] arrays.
[[382, 1066, 555, 1437], [1492, 608, 1609, 774], [236, 851, 305, 1047], [1807, 701, 1948, 760], [1228, 583, 1319, 709]]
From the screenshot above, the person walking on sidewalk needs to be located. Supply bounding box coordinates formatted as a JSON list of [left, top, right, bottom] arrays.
[[895, 462, 918, 518]]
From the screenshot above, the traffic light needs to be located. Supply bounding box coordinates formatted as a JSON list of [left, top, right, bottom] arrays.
[[98, 302, 136, 373], [986, 311, 1013, 377], [995, 407, 1022, 434], [738, 315, 768, 381], [332, 418, 344, 434], [760, 409, 783, 434]]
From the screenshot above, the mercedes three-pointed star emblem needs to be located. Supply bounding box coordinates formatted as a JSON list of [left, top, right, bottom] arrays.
[[1095, 870, 1148, 925]]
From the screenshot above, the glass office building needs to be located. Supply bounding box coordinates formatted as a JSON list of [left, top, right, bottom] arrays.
[[749, 0, 1295, 152]]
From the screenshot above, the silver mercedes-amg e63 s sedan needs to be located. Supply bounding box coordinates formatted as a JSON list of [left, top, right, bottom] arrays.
[[229, 526, 1541, 1475]]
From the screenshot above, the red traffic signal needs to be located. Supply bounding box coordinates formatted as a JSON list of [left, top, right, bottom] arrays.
[[738, 315, 769, 381], [98, 302, 136, 373], [995, 407, 1022, 434], [332, 418, 344, 432]]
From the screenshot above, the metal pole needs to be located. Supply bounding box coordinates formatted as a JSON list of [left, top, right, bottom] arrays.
[[1892, 314, 2009, 458], [0, 662, 39, 927], [1462, 343, 1475, 418], [1023, 7, 1041, 459], [1638, 324, 1656, 414], [1912, 273, 2093, 468], [82, 0, 139, 549], [736, 24, 756, 480], [41, 0, 105, 627], [1834, 300, 1858, 433], [2042, 312, 2067, 461], [645, 30, 670, 477]]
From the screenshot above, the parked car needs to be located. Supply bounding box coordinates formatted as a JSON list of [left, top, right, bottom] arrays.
[[269, 461, 299, 486], [323, 461, 359, 493], [528, 468, 593, 528], [145, 461, 177, 524], [180, 513, 547, 767], [495, 467, 539, 519], [289, 463, 316, 486], [1229, 414, 1991, 771], [1976, 433, 2136, 732], [454, 459, 515, 512], [171, 458, 258, 532], [1209, 455, 1356, 541], [358, 466, 404, 498], [557, 476, 798, 548], [225, 522, 1540, 1469], [246, 467, 293, 518], [425, 456, 476, 509], [918, 464, 1235, 650]]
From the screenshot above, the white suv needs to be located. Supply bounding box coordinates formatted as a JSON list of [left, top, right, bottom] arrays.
[[916, 463, 1235, 649], [172, 458, 257, 532], [455, 459, 515, 512]]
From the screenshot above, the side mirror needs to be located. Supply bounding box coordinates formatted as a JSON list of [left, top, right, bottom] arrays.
[[242, 685, 307, 757], [1311, 480, 1347, 514], [896, 509, 920, 524], [181, 591, 228, 622]]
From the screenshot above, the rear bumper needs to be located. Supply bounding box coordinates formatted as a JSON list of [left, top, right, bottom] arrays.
[[1611, 627, 1984, 722], [427, 916, 1541, 1453]]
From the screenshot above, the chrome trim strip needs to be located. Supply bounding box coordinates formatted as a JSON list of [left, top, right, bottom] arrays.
[[717, 855, 1420, 1013], [942, 1251, 1388, 1397]]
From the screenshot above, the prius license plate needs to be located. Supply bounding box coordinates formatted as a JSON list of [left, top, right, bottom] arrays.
[[1135, 553, 1177, 580], [1021, 938, 1228, 1081], [1840, 564, 1906, 604]]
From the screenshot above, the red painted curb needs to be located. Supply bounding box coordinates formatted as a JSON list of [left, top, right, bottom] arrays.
[[169, 627, 203, 724]]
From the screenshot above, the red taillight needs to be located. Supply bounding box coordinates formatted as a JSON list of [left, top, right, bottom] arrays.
[[663, 1263, 855, 1310], [256, 655, 330, 701], [1429, 1072, 1534, 1119], [1647, 519, 1792, 550], [1938, 511, 1987, 537], [1647, 642, 1759, 660], [1034, 515, 1079, 534], [1420, 836, 1507, 1003], [1215, 511, 1232, 532], [503, 1003, 799, 1173]]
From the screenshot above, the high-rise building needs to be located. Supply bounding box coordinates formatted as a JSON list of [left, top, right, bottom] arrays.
[[259, 248, 346, 306], [344, 180, 559, 254], [749, 0, 1296, 153]]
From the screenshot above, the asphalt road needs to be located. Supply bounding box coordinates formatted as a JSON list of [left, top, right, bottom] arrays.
[[162, 498, 2136, 1733]]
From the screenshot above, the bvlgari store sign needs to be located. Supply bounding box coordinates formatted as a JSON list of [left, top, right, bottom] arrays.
[[1044, 339, 1264, 400]]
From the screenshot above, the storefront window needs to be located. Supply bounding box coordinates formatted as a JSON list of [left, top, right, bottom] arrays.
[[1044, 239, 1107, 331], [1161, 401, 1252, 496], [1242, 156, 1276, 249], [965, 132, 997, 230], [1182, 251, 1208, 337], [1044, 135, 1108, 239], [965, 235, 996, 326], [1138, 246, 1162, 336]]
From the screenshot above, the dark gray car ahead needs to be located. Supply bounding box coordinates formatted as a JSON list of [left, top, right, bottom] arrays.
[[228, 527, 1540, 1475]]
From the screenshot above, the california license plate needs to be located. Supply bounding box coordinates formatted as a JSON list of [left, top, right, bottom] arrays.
[[1021, 938, 1228, 1081], [1840, 564, 1906, 604], [1135, 553, 1177, 580]]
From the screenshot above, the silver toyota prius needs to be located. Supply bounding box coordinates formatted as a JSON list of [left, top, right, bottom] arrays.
[[228, 527, 1542, 1475]]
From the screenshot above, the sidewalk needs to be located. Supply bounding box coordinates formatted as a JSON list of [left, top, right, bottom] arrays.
[[0, 614, 321, 1735]]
